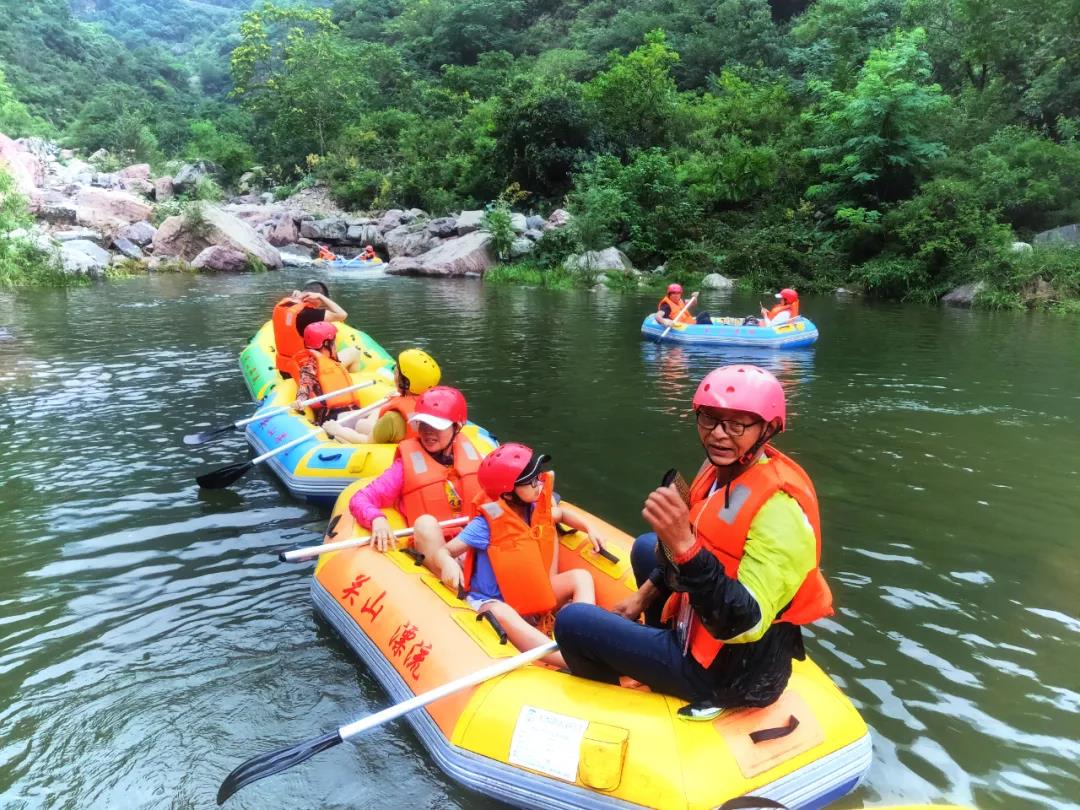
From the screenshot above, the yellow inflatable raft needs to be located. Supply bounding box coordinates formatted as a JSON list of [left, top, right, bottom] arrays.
[[311, 492, 873, 808]]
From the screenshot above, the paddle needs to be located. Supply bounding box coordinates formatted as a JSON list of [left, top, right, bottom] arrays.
[[659, 292, 699, 339], [183, 381, 376, 446], [196, 429, 321, 489], [279, 517, 470, 562], [216, 640, 558, 804]]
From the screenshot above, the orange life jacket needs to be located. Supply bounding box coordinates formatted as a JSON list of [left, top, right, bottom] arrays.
[[766, 301, 799, 319], [398, 433, 483, 529], [272, 298, 316, 378], [675, 446, 833, 669], [659, 295, 695, 325], [299, 349, 362, 411], [463, 471, 558, 616], [318, 246, 336, 261], [379, 394, 419, 439]]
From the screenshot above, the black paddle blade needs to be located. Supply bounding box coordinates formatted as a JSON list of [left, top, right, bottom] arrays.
[[196, 460, 253, 489], [216, 729, 342, 805], [183, 424, 236, 446]]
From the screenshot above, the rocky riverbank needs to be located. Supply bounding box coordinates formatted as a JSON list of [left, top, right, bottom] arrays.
[[0, 133, 578, 280]]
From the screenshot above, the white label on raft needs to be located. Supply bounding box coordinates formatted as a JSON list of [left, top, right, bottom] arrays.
[[508, 706, 588, 782]]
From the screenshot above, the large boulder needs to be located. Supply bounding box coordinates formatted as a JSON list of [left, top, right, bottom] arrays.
[[565, 247, 633, 272], [346, 223, 381, 247], [112, 236, 144, 260], [1032, 224, 1080, 246], [119, 163, 151, 181], [171, 161, 220, 194], [269, 215, 300, 247], [387, 231, 494, 277], [509, 237, 534, 258], [38, 201, 78, 226], [54, 227, 105, 245], [545, 209, 571, 230], [702, 273, 735, 290], [299, 217, 348, 242], [385, 224, 441, 258], [0, 132, 44, 201], [154, 177, 174, 201], [121, 177, 155, 197], [510, 213, 528, 234], [404, 207, 427, 222], [53, 159, 94, 186], [425, 217, 459, 238], [192, 245, 250, 272], [60, 239, 111, 276], [526, 215, 546, 231], [74, 187, 153, 231], [455, 210, 485, 235], [152, 204, 282, 268], [118, 220, 156, 247], [941, 281, 986, 307], [379, 209, 406, 231]]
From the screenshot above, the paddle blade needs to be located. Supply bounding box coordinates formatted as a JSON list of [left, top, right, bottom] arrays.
[[183, 424, 235, 446], [196, 461, 252, 489], [217, 729, 342, 805]]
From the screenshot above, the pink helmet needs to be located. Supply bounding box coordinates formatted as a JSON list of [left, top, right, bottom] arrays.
[[478, 442, 549, 499], [667, 283, 683, 294], [303, 320, 337, 349], [693, 365, 786, 430], [410, 385, 468, 430], [778, 288, 798, 302]]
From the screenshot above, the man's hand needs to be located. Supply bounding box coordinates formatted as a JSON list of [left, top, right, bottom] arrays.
[[642, 485, 694, 558], [612, 591, 646, 621]]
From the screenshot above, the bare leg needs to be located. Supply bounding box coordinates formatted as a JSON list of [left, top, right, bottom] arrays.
[[413, 514, 459, 585], [338, 346, 363, 373], [481, 602, 567, 668], [551, 569, 595, 608]]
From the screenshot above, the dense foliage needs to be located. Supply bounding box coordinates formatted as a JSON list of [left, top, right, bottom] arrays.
[[2, 0, 1080, 304]]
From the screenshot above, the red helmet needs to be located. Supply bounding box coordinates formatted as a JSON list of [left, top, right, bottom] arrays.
[[410, 385, 467, 430], [303, 320, 337, 350], [777, 288, 798, 302], [693, 365, 786, 430], [478, 442, 550, 499], [667, 283, 683, 294]]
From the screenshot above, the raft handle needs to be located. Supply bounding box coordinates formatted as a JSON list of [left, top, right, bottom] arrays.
[[325, 514, 341, 539], [597, 547, 620, 564], [317, 452, 343, 462], [478, 610, 509, 645], [715, 798, 788, 810], [748, 714, 799, 744], [401, 547, 425, 566]]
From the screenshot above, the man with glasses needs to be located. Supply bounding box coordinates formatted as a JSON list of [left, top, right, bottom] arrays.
[[555, 365, 833, 711]]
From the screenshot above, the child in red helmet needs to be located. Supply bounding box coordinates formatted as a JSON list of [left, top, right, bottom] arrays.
[[433, 443, 604, 667], [293, 321, 366, 424]]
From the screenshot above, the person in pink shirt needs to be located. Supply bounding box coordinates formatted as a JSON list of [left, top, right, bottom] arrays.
[[348, 386, 484, 588]]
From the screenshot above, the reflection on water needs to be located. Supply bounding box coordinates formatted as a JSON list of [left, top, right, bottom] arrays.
[[0, 274, 1077, 809]]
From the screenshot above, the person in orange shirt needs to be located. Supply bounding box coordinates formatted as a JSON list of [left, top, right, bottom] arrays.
[[656, 284, 713, 327], [760, 288, 800, 324]]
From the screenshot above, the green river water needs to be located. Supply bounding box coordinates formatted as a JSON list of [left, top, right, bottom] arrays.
[[0, 271, 1077, 809]]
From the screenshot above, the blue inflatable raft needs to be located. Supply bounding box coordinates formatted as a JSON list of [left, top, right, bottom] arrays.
[[641, 314, 819, 348]]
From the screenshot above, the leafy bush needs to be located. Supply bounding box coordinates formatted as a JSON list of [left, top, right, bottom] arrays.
[[0, 169, 78, 288], [481, 201, 516, 260]]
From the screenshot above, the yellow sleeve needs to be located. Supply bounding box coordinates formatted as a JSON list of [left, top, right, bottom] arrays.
[[726, 490, 817, 643], [371, 411, 407, 444]]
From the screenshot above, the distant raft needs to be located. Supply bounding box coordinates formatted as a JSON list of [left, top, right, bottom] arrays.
[[314, 256, 385, 270], [641, 314, 819, 349], [238, 319, 395, 402], [308, 489, 872, 809]]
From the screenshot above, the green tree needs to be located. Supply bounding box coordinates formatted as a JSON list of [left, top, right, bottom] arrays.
[[584, 30, 679, 155], [803, 28, 950, 209]]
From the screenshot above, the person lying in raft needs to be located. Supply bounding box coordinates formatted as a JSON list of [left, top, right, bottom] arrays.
[[348, 386, 484, 583], [292, 321, 371, 425], [437, 443, 604, 668], [554, 365, 833, 711], [272, 280, 364, 375], [317, 244, 338, 261], [323, 349, 441, 444], [656, 283, 714, 328]]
